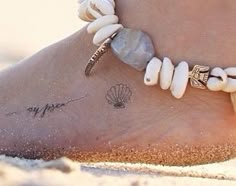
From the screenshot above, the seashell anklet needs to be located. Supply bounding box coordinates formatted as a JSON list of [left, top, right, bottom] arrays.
[[78, 0, 236, 112]]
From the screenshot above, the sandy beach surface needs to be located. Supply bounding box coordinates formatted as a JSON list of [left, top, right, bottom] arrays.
[[0, 155, 236, 186]]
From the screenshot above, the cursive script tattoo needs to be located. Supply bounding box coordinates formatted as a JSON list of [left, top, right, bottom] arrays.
[[106, 84, 132, 109], [27, 103, 66, 118], [6, 94, 88, 118]]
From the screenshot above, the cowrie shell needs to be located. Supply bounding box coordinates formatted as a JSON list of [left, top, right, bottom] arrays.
[[87, 15, 119, 34], [93, 24, 123, 46]]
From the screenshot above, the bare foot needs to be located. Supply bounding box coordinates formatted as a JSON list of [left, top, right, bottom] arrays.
[[0, 0, 236, 166]]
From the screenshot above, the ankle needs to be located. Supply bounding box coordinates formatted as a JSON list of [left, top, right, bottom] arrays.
[[116, 0, 236, 67]]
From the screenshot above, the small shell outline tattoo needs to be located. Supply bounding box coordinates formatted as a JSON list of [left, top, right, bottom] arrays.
[[106, 84, 132, 109]]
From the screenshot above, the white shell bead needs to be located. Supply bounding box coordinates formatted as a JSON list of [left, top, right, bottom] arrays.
[[90, 0, 115, 15], [211, 67, 228, 85], [144, 57, 162, 86], [207, 67, 228, 91], [88, 4, 103, 19], [87, 15, 119, 34], [160, 57, 174, 90], [107, 0, 115, 8], [222, 78, 236, 93], [78, 1, 95, 22], [225, 67, 236, 77], [93, 24, 123, 46], [170, 61, 189, 99], [207, 77, 225, 91]]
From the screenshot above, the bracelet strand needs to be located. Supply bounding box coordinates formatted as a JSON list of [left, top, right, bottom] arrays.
[[78, 0, 236, 112]]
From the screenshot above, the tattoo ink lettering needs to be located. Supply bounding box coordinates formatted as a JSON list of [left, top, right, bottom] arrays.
[[106, 84, 132, 109], [6, 94, 88, 118], [27, 103, 66, 118]]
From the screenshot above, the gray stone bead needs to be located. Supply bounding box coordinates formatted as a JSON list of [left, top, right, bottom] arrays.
[[111, 28, 155, 71]]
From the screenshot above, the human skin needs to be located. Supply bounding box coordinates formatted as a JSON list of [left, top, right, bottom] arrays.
[[0, 0, 236, 165]]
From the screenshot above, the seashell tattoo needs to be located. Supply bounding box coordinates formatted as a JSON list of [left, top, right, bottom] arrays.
[[106, 84, 132, 109]]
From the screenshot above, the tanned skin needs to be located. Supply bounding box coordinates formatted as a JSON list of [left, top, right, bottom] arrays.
[[0, 0, 236, 165]]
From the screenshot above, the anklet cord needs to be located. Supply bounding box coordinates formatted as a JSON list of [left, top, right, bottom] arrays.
[[78, 0, 236, 112]]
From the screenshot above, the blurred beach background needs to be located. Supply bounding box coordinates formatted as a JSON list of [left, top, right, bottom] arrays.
[[0, 0, 86, 70]]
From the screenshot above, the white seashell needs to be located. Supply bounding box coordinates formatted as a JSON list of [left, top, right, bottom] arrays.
[[88, 3, 103, 19], [170, 61, 189, 99], [207, 67, 228, 91], [224, 67, 236, 77], [222, 78, 236, 93], [211, 67, 228, 85], [90, 0, 115, 15], [230, 92, 236, 113], [87, 15, 119, 34], [93, 24, 123, 46], [78, 0, 95, 22], [144, 57, 162, 86], [160, 57, 174, 90], [78, 0, 116, 22], [106, 0, 115, 8], [223, 67, 236, 93], [207, 77, 225, 91]]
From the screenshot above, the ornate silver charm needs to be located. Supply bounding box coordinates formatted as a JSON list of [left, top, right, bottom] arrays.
[[85, 33, 117, 76], [85, 38, 111, 76], [189, 65, 210, 89]]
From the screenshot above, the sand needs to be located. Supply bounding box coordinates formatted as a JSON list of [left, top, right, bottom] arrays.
[[0, 155, 236, 186]]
